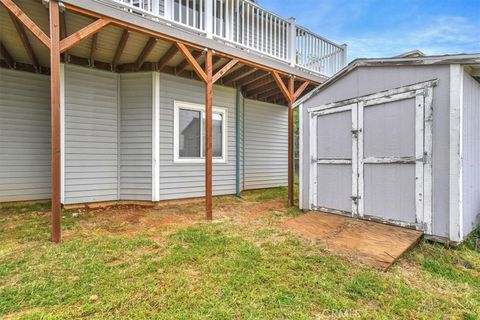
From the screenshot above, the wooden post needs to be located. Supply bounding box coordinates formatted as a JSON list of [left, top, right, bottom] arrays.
[[205, 49, 213, 220], [50, 0, 61, 243], [288, 77, 295, 207]]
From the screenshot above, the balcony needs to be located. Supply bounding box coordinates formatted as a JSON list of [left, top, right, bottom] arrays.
[[109, 0, 347, 77]]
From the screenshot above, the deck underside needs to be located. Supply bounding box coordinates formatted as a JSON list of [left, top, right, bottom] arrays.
[[0, 0, 320, 106]]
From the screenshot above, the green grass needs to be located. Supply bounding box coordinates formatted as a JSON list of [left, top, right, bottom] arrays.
[[1, 188, 479, 319]]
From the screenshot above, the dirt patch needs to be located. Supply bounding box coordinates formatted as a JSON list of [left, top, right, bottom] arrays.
[[63, 196, 289, 244], [213, 198, 286, 224]]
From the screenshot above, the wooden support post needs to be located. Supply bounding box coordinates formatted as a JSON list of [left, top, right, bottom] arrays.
[[176, 42, 207, 82], [205, 49, 213, 220], [293, 81, 310, 101], [287, 77, 295, 207], [212, 58, 238, 83], [273, 72, 300, 207], [49, 0, 61, 243], [176, 50, 202, 75]]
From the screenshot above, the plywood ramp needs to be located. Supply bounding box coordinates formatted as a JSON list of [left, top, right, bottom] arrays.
[[282, 211, 423, 270]]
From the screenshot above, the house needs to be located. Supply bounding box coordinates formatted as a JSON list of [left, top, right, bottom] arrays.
[[297, 53, 480, 243], [0, 0, 347, 242]]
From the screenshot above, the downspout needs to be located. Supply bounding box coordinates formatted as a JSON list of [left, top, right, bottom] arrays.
[[235, 88, 241, 197]]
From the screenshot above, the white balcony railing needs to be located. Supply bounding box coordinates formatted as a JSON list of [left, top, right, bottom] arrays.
[[112, 0, 347, 76]]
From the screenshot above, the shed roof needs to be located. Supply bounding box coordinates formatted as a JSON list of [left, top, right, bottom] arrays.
[[295, 53, 480, 107]]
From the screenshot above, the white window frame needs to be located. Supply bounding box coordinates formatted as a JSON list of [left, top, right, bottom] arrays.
[[173, 100, 228, 164]]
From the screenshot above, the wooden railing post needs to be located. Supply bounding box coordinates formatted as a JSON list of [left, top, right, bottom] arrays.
[[205, 0, 214, 39], [288, 17, 296, 67], [205, 49, 213, 219], [49, 0, 62, 243]]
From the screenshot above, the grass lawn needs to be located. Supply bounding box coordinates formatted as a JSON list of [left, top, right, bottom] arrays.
[[1, 188, 479, 319]]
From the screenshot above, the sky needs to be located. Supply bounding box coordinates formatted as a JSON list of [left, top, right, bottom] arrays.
[[260, 0, 480, 61]]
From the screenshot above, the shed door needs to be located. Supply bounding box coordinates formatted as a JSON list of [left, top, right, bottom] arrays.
[[359, 94, 425, 224], [310, 103, 358, 215], [308, 82, 435, 231]]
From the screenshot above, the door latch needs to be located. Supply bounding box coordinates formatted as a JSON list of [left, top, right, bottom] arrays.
[[350, 196, 361, 203], [351, 129, 362, 138]]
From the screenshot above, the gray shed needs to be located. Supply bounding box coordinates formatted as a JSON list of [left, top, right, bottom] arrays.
[[297, 53, 480, 243]]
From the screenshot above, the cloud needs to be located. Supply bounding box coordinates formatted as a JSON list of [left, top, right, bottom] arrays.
[[344, 16, 480, 60]]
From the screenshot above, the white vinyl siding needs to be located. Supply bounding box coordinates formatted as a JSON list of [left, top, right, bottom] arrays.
[[63, 65, 119, 204], [158, 73, 237, 200], [0, 69, 51, 202], [120, 72, 153, 201], [244, 99, 288, 189]]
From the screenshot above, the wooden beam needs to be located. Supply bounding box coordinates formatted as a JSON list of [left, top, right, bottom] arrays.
[[60, 12, 67, 40], [135, 37, 157, 71], [59, 18, 110, 53], [0, 41, 14, 68], [59, 12, 69, 59], [8, 12, 39, 71], [89, 33, 98, 67], [176, 50, 202, 75], [157, 44, 178, 71], [265, 92, 286, 102], [246, 79, 278, 96], [205, 49, 213, 220], [68, 54, 110, 70], [178, 56, 223, 80], [117, 61, 157, 73], [293, 81, 311, 101], [244, 75, 274, 93], [287, 76, 294, 207], [176, 42, 207, 82], [0, 0, 50, 49], [236, 70, 270, 87], [49, 0, 61, 243], [112, 29, 129, 69], [0, 60, 50, 74], [222, 65, 254, 85], [272, 72, 292, 102], [257, 87, 281, 100], [212, 58, 238, 83]]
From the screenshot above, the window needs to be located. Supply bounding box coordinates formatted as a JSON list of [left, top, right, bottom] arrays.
[[174, 101, 227, 163]]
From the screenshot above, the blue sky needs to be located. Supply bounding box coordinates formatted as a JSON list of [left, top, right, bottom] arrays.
[[260, 0, 480, 61]]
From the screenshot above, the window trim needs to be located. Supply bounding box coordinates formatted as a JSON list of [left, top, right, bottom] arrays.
[[173, 100, 228, 164]]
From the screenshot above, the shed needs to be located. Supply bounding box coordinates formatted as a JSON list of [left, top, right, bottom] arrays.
[[297, 53, 480, 243]]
